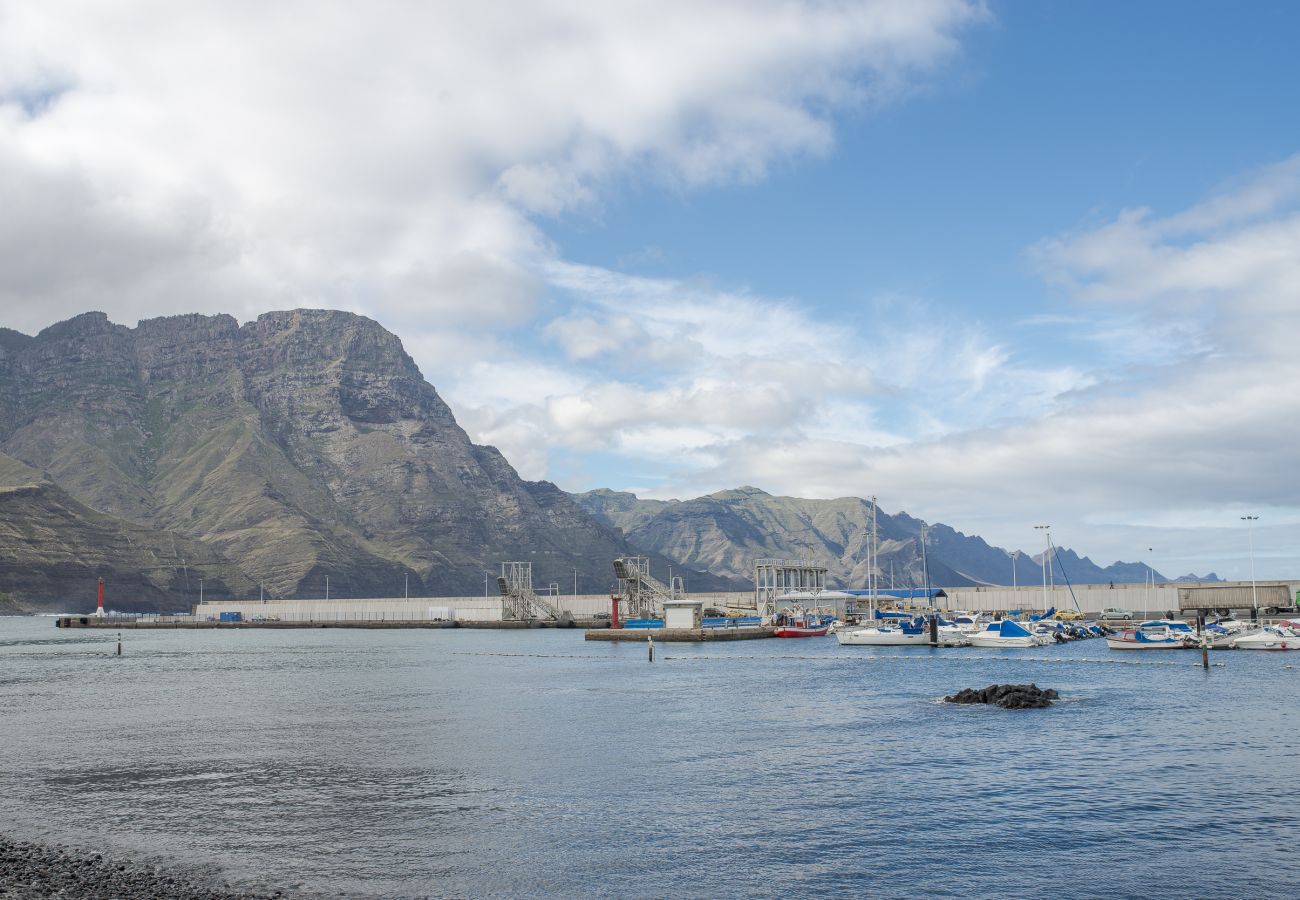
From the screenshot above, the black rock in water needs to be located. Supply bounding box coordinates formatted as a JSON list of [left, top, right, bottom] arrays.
[[944, 683, 1059, 709]]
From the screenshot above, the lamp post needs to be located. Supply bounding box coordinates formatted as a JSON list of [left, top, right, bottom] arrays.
[[484, 571, 491, 598], [1242, 515, 1259, 614], [404, 572, 409, 600], [1147, 547, 1154, 617], [1034, 525, 1050, 612], [325, 575, 329, 601]]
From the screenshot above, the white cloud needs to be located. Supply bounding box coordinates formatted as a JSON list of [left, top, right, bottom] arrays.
[[0, 0, 983, 336]]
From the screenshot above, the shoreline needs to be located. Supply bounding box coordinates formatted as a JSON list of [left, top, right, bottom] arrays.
[[0, 834, 291, 900]]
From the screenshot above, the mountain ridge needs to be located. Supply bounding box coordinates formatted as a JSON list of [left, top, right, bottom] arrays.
[[572, 486, 1220, 590], [0, 310, 737, 612]]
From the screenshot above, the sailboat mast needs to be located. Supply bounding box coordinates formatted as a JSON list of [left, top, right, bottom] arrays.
[[870, 495, 877, 597], [919, 524, 930, 610]]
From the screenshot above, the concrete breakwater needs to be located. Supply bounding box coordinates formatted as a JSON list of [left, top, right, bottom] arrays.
[[584, 626, 777, 642], [54, 616, 604, 629]]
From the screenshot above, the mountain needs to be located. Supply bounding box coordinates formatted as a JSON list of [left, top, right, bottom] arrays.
[[0, 451, 252, 611], [572, 486, 1201, 590], [0, 310, 736, 612]]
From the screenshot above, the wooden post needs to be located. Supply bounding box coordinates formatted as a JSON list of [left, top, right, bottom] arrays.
[[116, 632, 122, 657], [648, 634, 655, 663]]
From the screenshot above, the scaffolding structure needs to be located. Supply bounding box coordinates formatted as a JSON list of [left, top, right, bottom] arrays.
[[754, 558, 827, 618], [612, 557, 677, 619], [497, 561, 563, 620]]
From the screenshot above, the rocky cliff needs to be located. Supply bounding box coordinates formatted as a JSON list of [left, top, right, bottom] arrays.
[[571, 486, 1199, 589], [0, 310, 735, 612]]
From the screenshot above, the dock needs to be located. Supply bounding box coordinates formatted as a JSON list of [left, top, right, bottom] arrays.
[[584, 626, 776, 642]]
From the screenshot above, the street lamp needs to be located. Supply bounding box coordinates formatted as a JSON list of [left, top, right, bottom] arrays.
[[404, 572, 409, 600], [1242, 515, 1259, 613], [1147, 547, 1154, 617]]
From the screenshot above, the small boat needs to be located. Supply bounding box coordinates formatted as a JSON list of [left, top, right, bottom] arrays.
[[837, 614, 969, 646], [950, 611, 991, 634], [967, 618, 1043, 648], [836, 617, 928, 646], [773, 607, 830, 638], [1232, 621, 1300, 650], [1105, 619, 1195, 650], [1202, 616, 1258, 649]]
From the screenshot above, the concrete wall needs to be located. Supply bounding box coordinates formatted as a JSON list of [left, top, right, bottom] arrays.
[[196, 597, 506, 622], [196, 591, 757, 622], [944, 581, 1300, 614], [195, 581, 1298, 622]]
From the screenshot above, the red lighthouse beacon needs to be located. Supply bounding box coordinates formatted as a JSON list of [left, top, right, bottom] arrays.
[[95, 577, 105, 617]]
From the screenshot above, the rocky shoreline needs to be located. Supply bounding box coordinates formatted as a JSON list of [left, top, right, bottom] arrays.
[[0, 835, 288, 899]]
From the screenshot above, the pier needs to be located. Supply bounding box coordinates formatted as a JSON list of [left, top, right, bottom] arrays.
[[54, 616, 600, 630], [584, 626, 776, 642]]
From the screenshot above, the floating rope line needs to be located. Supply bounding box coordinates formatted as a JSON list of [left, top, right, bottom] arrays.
[[450, 651, 624, 660], [661, 654, 1227, 667], [447, 650, 1235, 667]]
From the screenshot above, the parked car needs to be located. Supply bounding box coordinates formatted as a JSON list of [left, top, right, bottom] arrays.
[[1055, 609, 1085, 621], [1100, 607, 1134, 621]]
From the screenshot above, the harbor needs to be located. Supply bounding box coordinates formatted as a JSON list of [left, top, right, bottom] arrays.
[[57, 556, 1300, 656], [2, 615, 1297, 899]]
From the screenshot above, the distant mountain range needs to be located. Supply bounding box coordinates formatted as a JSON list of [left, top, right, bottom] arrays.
[[572, 486, 1221, 591], [0, 309, 1216, 615]]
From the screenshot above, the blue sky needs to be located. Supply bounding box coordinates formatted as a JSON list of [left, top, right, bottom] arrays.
[[2, 1, 1299, 578]]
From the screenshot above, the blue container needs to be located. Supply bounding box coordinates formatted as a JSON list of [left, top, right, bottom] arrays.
[[219, 611, 242, 622]]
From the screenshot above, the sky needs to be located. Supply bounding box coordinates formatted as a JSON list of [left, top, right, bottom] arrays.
[[2, 1, 1299, 580]]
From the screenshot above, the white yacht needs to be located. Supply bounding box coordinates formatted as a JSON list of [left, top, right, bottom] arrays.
[[1233, 621, 1300, 650]]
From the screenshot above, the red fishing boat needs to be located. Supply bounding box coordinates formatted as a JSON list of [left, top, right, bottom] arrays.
[[772, 609, 830, 638]]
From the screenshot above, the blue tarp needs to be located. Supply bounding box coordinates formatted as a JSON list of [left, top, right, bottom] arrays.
[[844, 588, 947, 600]]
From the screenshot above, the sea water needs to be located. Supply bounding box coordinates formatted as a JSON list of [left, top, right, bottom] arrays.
[[0, 617, 1296, 898]]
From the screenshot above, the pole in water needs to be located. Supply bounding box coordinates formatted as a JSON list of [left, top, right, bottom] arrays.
[[648, 635, 654, 663], [929, 614, 939, 646], [116, 632, 122, 657], [1197, 614, 1209, 670]]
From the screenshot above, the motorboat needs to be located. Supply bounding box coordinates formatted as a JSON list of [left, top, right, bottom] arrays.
[[967, 618, 1044, 648], [1105, 619, 1195, 650], [1232, 622, 1300, 650], [950, 611, 991, 634], [1201, 616, 1258, 649]]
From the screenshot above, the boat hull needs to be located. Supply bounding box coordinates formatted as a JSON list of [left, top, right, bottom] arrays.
[[836, 630, 926, 645], [774, 626, 829, 638], [967, 635, 1040, 648], [1233, 636, 1300, 650], [1105, 637, 1187, 650]]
